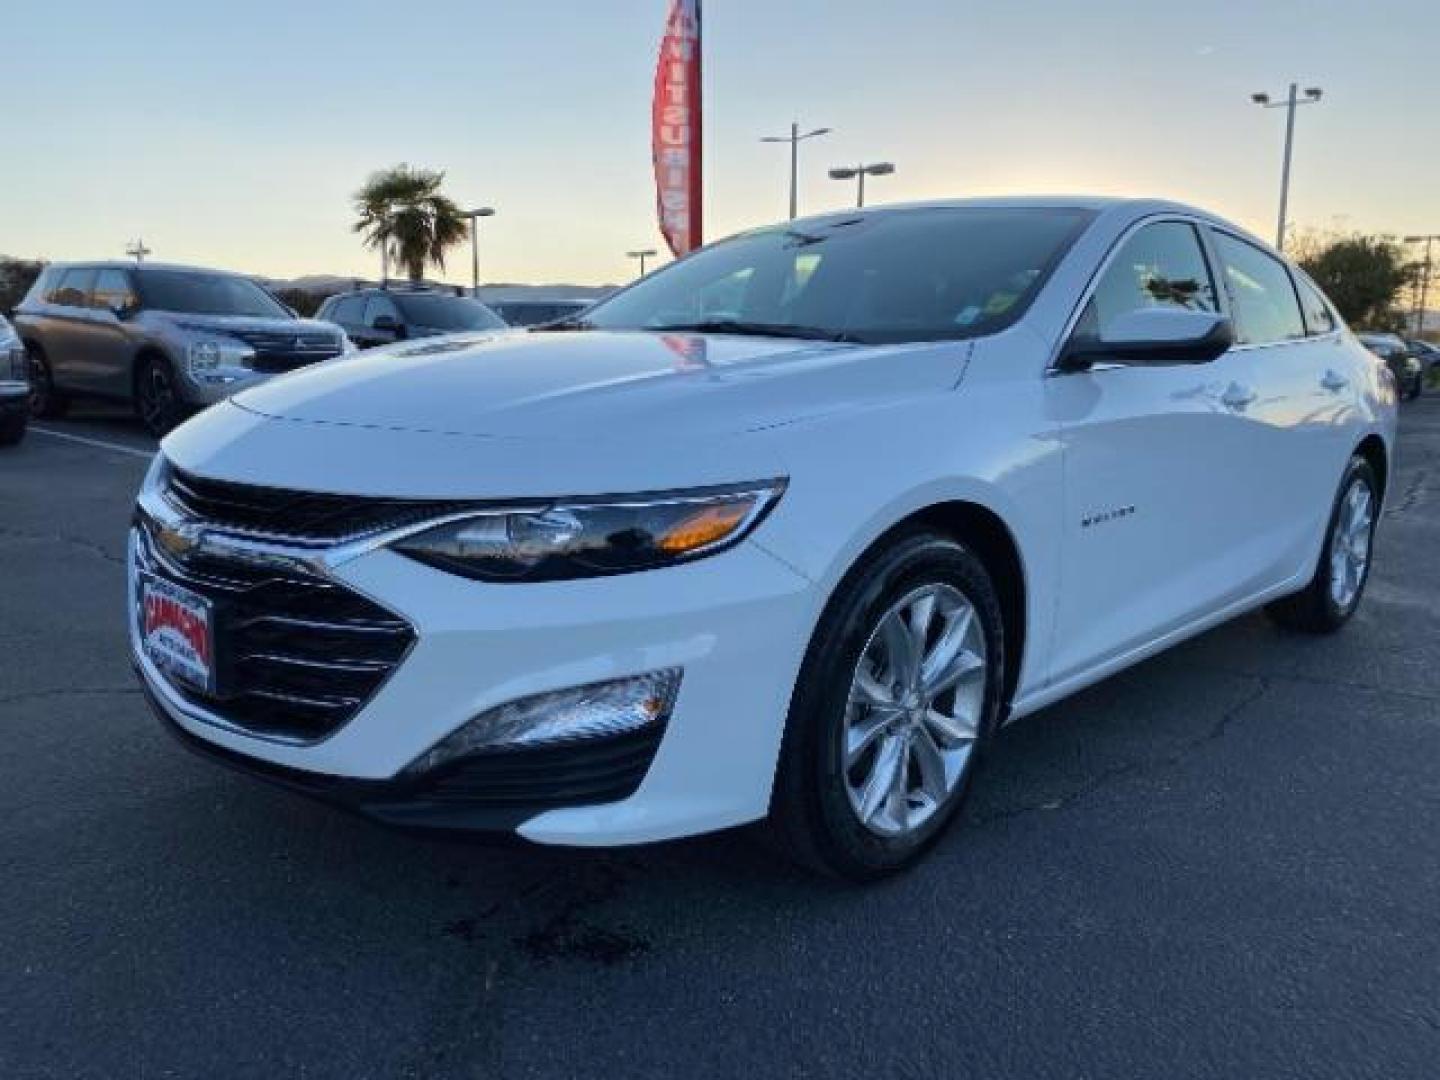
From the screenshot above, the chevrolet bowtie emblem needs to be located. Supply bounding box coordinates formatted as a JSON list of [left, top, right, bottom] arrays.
[[154, 521, 202, 560]]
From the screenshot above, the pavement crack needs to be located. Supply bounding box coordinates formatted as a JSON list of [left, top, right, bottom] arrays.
[[0, 526, 124, 565], [970, 677, 1272, 826], [1383, 468, 1428, 517], [0, 686, 141, 709]]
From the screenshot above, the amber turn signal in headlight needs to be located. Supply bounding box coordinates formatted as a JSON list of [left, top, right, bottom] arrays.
[[392, 480, 785, 582]]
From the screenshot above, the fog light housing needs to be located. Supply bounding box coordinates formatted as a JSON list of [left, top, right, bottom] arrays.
[[403, 669, 681, 777]]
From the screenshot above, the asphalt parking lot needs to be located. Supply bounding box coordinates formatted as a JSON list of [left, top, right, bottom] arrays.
[[3, 398, 1439, 1080]]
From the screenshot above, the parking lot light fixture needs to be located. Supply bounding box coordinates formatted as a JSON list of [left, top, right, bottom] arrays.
[[462, 208, 496, 297], [828, 162, 895, 209], [1251, 82, 1324, 251], [627, 249, 658, 278], [760, 122, 832, 219]]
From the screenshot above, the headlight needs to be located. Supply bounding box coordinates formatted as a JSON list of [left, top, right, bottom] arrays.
[[2, 339, 24, 382], [186, 338, 256, 382], [392, 480, 785, 582], [340, 333, 358, 356]]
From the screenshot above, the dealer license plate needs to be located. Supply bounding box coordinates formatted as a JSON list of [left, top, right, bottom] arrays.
[[139, 573, 215, 694]]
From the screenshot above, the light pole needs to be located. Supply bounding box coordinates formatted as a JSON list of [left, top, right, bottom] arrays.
[[627, 249, 658, 278], [461, 207, 496, 297], [760, 122, 832, 220], [1251, 84, 1323, 251], [827, 162, 895, 209], [125, 238, 151, 265], [1404, 234, 1439, 336]]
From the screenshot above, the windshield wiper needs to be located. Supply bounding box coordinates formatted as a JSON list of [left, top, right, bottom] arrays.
[[529, 317, 595, 332], [646, 319, 862, 343]]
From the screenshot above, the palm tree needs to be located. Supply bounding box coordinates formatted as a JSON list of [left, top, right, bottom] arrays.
[[353, 165, 468, 282]]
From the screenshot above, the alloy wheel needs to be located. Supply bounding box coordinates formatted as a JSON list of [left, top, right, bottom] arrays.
[[842, 582, 987, 837], [1329, 477, 1374, 610]]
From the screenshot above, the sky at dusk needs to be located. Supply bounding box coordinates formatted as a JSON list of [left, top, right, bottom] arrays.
[[4, 0, 1436, 285]]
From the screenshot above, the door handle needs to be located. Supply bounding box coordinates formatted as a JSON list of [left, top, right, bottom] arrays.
[[1221, 381, 1257, 410], [1320, 369, 1349, 392]]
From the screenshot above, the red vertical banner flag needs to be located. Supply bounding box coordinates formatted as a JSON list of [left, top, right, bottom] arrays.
[[652, 0, 702, 257]]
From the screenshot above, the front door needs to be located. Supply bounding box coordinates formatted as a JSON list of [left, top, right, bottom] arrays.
[[1045, 219, 1260, 687]]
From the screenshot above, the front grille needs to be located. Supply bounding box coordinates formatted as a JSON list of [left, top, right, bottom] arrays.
[[228, 329, 341, 373], [165, 467, 473, 542], [135, 523, 414, 742]]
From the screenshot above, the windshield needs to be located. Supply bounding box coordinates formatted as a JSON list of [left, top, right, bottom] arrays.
[[582, 207, 1093, 344], [394, 294, 506, 331], [137, 269, 290, 319]]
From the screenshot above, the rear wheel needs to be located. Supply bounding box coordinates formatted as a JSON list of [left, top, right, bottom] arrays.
[[769, 530, 1005, 880], [1265, 455, 1378, 634], [135, 354, 184, 437], [26, 345, 68, 419]]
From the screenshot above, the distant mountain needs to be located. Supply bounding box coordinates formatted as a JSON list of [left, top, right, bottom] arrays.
[[260, 274, 617, 304]]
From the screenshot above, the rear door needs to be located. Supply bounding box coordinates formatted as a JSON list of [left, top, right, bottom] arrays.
[[1045, 218, 1262, 685], [1208, 232, 1356, 582], [43, 267, 100, 392]]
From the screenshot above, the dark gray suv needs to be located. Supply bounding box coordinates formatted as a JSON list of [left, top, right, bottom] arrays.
[[15, 262, 352, 436]]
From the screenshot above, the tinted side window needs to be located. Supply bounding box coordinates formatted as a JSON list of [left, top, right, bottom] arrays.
[[1077, 221, 1217, 338], [1295, 275, 1337, 335], [331, 296, 365, 323], [53, 268, 97, 308], [1213, 232, 1305, 345], [92, 269, 137, 312], [362, 295, 401, 325]]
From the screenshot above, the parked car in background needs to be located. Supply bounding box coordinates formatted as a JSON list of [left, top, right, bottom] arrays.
[[316, 285, 506, 349], [0, 313, 28, 446], [490, 297, 593, 328], [1358, 332, 1422, 400], [14, 262, 353, 436], [132, 197, 1395, 880], [1403, 337, 1439, 376]]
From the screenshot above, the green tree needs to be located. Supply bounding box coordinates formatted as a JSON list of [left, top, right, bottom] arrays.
[[352, 165, 467, 283], [1297, 233, 1417, 331], [0, 257, 46, 315]]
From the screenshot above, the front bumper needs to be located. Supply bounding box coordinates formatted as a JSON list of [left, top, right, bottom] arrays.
[[0, 381, 27, 413], [132, 518, 819, 845]]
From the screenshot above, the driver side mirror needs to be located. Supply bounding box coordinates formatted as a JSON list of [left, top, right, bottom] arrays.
[[1058, 308, 1235, 371], [109, 298, 138, 320]]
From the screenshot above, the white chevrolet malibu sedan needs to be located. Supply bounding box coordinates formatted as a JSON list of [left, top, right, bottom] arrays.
[[131, 198, 1397, 878]]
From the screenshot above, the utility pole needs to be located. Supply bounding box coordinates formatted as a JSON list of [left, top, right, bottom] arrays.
[[1405, 234, 1439, 336], [827, 162, 896, 209], [627, 249, 658, 277], [760, 122, 832, 219], [125, 238, 152, 265], [1251, 84, 1323, 251], [462, 207, 496, 297]]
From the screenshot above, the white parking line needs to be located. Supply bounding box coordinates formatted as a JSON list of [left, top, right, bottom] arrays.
[[30, 426, 155, 460]]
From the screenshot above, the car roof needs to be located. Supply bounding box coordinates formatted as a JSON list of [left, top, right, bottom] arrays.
[[45, 260, 245, 277], [784, 195, 1260, 242]]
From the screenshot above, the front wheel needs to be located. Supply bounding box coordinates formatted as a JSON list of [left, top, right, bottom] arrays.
[[135, 354, 185, 437], [1265, 455, 1379, 634], [768, 531, 1005, 880]]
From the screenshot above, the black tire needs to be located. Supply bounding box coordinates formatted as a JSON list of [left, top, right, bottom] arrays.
[[0, 410, 26, 446], [26, 344, 68, 419], [1265, 455, 1379, 634], [134, 353, 185, 437], [1407, 376, 1422, 401], [768, 529, 1005, 880]]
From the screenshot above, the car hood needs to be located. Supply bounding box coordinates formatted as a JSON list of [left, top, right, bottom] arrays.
[[148, 312, 340, 338], [230, 330, 966, 441]]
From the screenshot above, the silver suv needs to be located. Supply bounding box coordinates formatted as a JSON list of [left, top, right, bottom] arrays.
[[15, 262, 352, 436], [0, 313, 28, 446]]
